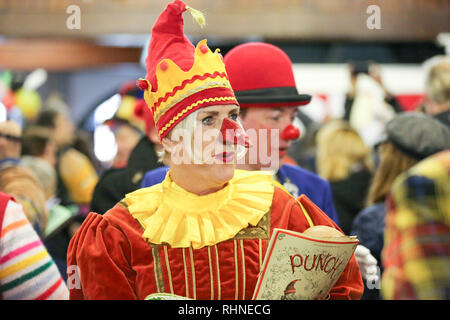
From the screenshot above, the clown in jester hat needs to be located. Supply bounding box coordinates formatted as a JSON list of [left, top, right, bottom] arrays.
[[67, 0, 363, 300]]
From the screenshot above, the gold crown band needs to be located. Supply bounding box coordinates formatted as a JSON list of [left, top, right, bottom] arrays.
[[158, 96, 237, 137], [154, 81, 233, 122]]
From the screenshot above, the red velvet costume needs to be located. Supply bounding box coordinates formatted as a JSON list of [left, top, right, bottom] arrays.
[[67, 186, 363, 300]]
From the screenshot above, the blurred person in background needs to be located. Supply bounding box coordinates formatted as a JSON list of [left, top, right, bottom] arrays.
[[21, 126, 57, 171], [345, 61, 403, 148], [351, 112, 450, 300], [424, 56, 450, 127], [45, 92, 98, 168], [0, 120, 22, 169], [21, 127, 78, 279], [0, 192, 68, 300], [109, 122, 142, 169], [0, 165, 49, 237], [35, 107, 98, 208], [91, 96, 164, 214], [345, 61, 403, 121], [382, 150, 450, 300], [0, 120, 51, 237], [316, 120, 373, 235], [104, 82, 145, 169]]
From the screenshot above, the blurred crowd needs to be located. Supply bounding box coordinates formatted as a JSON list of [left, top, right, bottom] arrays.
[[0, 52, 449, 300]]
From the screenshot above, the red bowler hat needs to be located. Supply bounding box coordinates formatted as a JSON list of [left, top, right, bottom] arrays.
[[224, 42, 311, 108]]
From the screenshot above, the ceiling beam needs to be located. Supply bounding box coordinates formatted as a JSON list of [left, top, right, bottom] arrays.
[[0, 0, 448, 41], [0, 39, 141, 71]]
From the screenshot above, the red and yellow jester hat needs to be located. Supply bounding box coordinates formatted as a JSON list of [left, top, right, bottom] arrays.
[[137, 0, 238, 140]]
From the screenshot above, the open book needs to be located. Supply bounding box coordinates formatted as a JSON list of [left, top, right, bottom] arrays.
[[252, 227, 359, 300]]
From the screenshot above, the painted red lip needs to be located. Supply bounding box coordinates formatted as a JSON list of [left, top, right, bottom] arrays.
[[214, 152, 235, 163]]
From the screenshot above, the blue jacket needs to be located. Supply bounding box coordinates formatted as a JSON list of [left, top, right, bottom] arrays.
[[276, 164, 339, 225], [350, 202, 385, 300], [141, 164, 340, 225], [351, 202, 386, 267], [141, 166, 170, 188]]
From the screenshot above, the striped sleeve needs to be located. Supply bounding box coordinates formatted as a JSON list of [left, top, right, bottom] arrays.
[[0, 200, 69, 300]]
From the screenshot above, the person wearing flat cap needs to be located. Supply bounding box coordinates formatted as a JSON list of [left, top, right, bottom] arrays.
[[67, 0, 363, 300], [351, 112, 450, 300]]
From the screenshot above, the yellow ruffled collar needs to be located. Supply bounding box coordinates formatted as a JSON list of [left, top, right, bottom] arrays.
[[124, 169, 274, 249]]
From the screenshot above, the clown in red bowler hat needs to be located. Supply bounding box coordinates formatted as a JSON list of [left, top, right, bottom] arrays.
[[224, 43, 379, 283], [224, 42, 341, 224]]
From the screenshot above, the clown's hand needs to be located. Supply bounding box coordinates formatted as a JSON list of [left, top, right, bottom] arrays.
[[354, 245, 379, 282]]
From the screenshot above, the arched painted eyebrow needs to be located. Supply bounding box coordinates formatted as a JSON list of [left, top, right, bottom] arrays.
[[198, 111, 219, 117], [229, 107, 240, 115], [198, 107, 240, 117]]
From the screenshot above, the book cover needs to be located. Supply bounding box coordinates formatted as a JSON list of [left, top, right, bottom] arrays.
[[253, 227, 359, 300]]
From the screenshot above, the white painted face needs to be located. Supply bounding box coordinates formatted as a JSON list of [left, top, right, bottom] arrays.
[[161, 104, 243, 187]]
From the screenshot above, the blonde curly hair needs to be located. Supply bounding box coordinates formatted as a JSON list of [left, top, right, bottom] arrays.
[[316, 120, 373, 181], [0, 165, 48, 235]]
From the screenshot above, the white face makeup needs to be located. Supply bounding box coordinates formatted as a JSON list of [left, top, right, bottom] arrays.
[[237, 106, 300, 170], [166, 104, 246, 166]]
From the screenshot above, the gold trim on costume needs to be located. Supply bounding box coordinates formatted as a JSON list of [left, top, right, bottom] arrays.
[[234, 209, 271, 240], [207, 246, 214, 299], [150, 245, 165, 293], [214, 245, 221, 300], [189, 247, 197, 300], [297, 199, 315, 227], [234, 240, 239, 300], [240, 240, 246, 299], [118, 200, 128, 209], [163, 246, 174, 294], [258, 238, 263, 271], [182, 248, 189, 298]]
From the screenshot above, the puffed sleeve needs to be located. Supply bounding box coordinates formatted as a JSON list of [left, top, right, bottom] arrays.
[[291, 194, 364, 300], [67, 210, 137, 300]]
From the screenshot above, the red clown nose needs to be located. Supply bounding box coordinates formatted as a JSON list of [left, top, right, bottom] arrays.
[[220, 118, 251, 148], [281, 124, 300, 140]]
